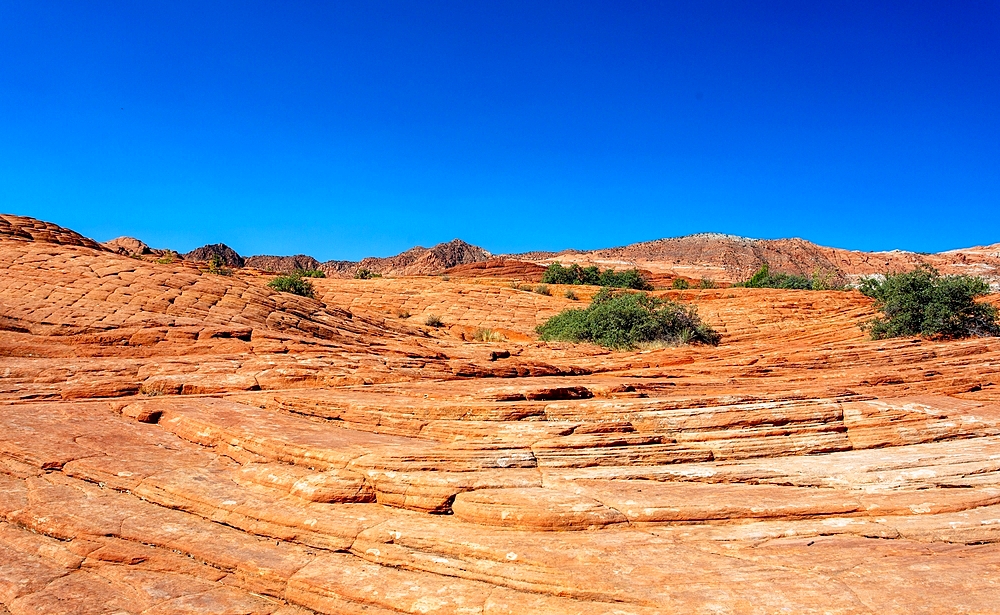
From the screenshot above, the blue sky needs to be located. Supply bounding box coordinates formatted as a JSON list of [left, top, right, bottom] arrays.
[[1, 1, 998, 260]]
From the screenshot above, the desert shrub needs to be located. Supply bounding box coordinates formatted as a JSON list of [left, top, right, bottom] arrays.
[[739, 263, 813, 290], [671, 278, 690, 290], [541, 263, 653, 290], [156, 251, 178, 265], [534, 284, 551, 296], [268, 274, 315, 298], [564, 289, 578, 301], [600, 268, 653, 290], [355, 268, 381, 279], [699, 278, 716, 289], [859, 265, 999, 340], [425, 314, 444, 327], [472, 328, 505, 342], [537, 288, 720, 350], [811, 269, 845, 290], [509, 282, 533, 292], [396, 309, 411, 319], [207, 254, 233, 276], [295, 269, 326, 278]]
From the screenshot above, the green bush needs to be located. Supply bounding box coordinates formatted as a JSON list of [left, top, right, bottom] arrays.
[[295, 269, 326, 278], [671, 278, 690, 290], [155, 251, 178, 265], [207, 254, 233, 276], [698, 278, 716, 289], [859, 265, 999, 340], [268, 274, 315, 298], [541, 263, 653, 290], [738, 263, 846, 290], [537, 288, 720, 350], [739, 263, 813, 289], [355, 268, 382, 279], [534, 284, 551, 296]]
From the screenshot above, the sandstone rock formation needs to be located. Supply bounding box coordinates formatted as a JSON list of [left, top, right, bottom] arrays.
[[443, 257, 548, 281], [3, 214, 1000, 613], [102, 236, 168, 258], [182, 242, 245, 267]]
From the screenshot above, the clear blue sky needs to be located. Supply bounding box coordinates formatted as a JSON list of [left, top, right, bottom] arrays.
[[1, 1, 998, 260]]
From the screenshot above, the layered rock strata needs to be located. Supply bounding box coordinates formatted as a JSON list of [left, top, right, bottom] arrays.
[[2, 215, 1000, 613]]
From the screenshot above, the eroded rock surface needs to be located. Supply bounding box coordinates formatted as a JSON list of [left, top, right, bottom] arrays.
[[3, 215, 1000, 613]]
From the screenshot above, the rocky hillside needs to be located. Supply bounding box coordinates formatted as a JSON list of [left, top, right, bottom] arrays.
[[172, 238, 492, 278], [244, 254, 321, 273], [511, 233, 1000, 287], [182, 243, 245, 267], [322, 238, 491, 278]]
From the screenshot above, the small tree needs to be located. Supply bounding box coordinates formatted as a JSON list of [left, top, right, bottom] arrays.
[[671, 278, 690, 290], [207, 254, 233, 276], [859, 265, 999, 340]]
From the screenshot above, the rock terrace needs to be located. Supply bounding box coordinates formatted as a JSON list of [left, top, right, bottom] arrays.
[[2, 215, 1000, 613]]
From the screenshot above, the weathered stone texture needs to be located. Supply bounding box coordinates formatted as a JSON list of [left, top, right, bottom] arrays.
[[3, 215, 1000, 613]]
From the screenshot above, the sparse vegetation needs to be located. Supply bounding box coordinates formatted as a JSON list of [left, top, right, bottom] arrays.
[[396, 309, 411, 319], [736, 263, 845, 290], [425, 314, 444, 328], [295, 268, 326, 278], [268, 274, 316, 298], [355, 268, 382, 279], [537, 288, 720, 350], [534, 284, 551, 296], [155, 250, 178, 265], [541, 263, 654, 290], [810, 269, 843, 291], [564, 289, 578, 301], [671, 278, 690, 290], [509, 282, 533, 292], [207, 254, 233, 276], [738, 263, 813, 290], [859, 265, 999, 340], [699, 278, 716, 289], [472, 328, 505, 342]]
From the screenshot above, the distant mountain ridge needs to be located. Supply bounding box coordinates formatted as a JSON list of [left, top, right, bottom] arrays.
[[507, 234, 1000, 286], [168, 237, 492, 278], [5, 214, 996, 286]]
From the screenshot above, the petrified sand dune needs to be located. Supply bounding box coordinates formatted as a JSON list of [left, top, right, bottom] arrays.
[[3, 214, 1000, 613]]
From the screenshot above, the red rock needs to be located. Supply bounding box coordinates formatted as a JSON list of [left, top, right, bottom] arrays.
[[452, 487, 627, 530], [4, 215, 1000, 613]]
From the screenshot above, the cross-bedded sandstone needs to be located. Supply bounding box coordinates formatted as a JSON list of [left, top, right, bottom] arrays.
[[3, 216, 1000, 613]]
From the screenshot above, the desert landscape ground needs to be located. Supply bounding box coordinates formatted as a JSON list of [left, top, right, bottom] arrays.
[[3, 213, 1000, 614]]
